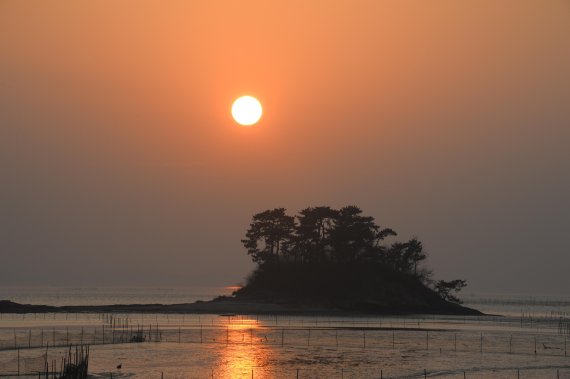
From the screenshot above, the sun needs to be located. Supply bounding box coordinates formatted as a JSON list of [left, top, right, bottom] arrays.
[[231, 96, 262, 126]]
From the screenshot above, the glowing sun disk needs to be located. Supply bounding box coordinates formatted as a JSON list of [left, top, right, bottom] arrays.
[[232, 96, 262, 126]]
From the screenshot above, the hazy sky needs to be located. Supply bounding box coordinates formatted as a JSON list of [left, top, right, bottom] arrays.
[[1, 1, 569, 295]]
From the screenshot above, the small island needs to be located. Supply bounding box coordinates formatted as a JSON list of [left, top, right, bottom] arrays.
[[232, 205, 479, 315], [0, 206, 481, 316]]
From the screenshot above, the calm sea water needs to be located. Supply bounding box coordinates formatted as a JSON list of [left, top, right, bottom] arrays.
[[1, 287, 569, 378], [0, 286, 236, 307]]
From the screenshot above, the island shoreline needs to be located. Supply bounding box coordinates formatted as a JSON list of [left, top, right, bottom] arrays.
[[0, 298, 483, 316]]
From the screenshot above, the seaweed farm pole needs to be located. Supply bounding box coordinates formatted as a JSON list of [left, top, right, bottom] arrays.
[[41, 329, 43, 347], [296, 368, 299, 378], [307, 329, 311, 346], [226, 326, 229, 345], [102, 325, 105, 344], [534, 336, 537, 355], [509, 335, 512, 354], [426, 331, 429, 351], [392, 331, 395, 350], [178, 327, 181, 343], [454, 333, 457, 352], [480, 333, 483, 353], [201, 325, 203, 344], [363, 330, 366, 349], [17, 348, 20, 376], [28, 329, 31, 348], [14, 329, 17, 349], [335, 330, 338, 348], [281, 329, 284, 346]]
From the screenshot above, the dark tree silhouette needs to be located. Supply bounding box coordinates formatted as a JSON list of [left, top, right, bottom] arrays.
[[386, 238, 427, 275], [369, 226, 397, 263], [329, 205, 379, 263], [435, 279, 467, 303], [294, 206, 339, 263], [405, 238, 427, 275], [241, 208, 295, 264], [240, 205, 467, 306], [387, 242, 407, 271]]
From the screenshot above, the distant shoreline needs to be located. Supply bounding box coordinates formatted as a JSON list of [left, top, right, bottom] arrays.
[[0, 298, 483, 316]]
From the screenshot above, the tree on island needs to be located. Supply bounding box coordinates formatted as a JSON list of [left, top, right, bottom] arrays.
[[240, 205, 468, 306], [387, 238, 427, 276], [435, 279, 467, 304], [241, 208, 295, 263], [330, 205, 379, 263], [294, 206, 338, 263]]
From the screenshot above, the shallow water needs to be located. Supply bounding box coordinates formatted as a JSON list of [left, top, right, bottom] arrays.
[[1, 288, 570, 378], [1, 312, 569, 378]]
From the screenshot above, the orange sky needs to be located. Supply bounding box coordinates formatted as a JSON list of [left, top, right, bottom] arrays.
[[1, 1, 569, 293]]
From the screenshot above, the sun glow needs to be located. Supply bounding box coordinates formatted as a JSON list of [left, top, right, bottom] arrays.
[[217, 319, 270, 378], [231, 96, 262, 126]]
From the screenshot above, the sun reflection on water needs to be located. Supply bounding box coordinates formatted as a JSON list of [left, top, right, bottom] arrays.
[[216, 318, 275, 379]]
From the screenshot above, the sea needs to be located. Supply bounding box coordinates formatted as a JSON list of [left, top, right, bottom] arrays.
[[1, 287, 569, 378]]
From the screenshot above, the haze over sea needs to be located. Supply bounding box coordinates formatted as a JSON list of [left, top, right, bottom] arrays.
[[0, 287, 235, 308]]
